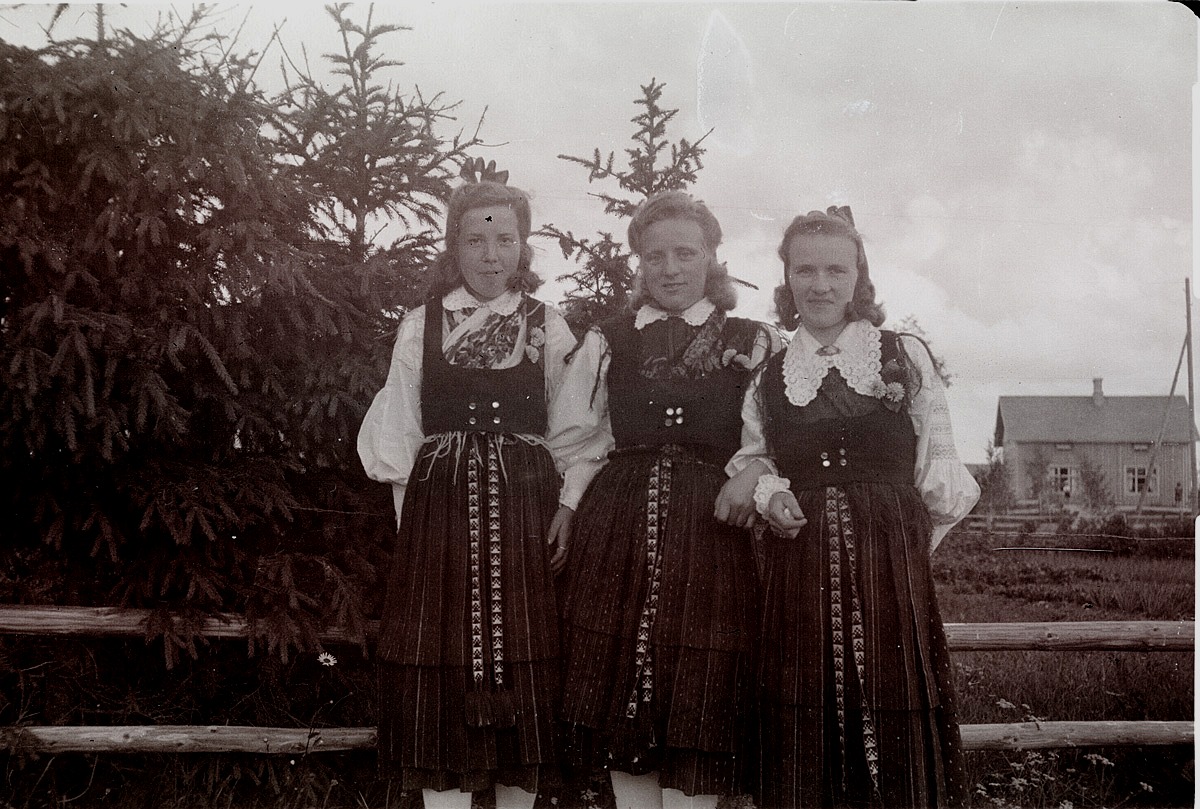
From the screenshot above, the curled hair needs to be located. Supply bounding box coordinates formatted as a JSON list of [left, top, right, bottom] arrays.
[[772, 209, 884, 330], [626, 190, 737, 312], [425, 180, 543, 300]]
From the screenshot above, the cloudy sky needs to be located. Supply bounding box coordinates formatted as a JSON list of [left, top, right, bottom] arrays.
[[3, 2, 1195, 463]]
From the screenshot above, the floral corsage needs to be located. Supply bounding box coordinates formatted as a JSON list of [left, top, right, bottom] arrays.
[[525, 325, 546, 364], [721, 347, 753, 369], [871, 358, 909, 411]]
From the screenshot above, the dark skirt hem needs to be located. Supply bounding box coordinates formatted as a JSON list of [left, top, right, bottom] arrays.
[[561, 721, 741, 797], [389, 765, 541, 795]]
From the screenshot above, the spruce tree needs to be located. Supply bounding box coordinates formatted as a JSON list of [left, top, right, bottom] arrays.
[[0, 4, 474, 665], [541, 79, 709, 332]]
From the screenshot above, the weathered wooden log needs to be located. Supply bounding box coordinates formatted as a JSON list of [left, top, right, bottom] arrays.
[[960, 720, 1194, 750], [943, 621, 1193, 651], [0, 725, 376, 754], [0, 606, 1189, 652], [0, 605, 374, 645], [0, 722, 1189, 754]]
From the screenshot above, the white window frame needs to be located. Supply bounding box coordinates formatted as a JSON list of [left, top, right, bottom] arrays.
[[1048, 465, 1078, 495], [1125, 466, 1158, 494]]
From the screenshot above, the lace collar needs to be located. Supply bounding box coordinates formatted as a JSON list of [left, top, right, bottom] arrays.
[[781, 319, 883, 406], [442, 286, 522, 316], [634, 298, 715, 330]]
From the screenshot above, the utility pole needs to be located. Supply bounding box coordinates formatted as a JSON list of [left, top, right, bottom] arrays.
[[1186, 278, 1196, 509]]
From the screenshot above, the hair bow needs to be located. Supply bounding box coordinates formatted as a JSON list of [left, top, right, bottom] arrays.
[[459, 157, 509, 185], [826, 205, 854, 226]]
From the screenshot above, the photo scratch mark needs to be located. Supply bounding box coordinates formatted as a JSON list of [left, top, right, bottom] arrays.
[[990, 2, 1007, 41]]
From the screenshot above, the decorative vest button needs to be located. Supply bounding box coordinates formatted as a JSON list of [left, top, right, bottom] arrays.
[[492, 401, 500, 409], [468, 416, 477, 425], [493, 416, 501, 425], [468, 402, 477, 410]]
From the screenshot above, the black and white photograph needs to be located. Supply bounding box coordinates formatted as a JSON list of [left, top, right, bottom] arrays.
[[0, 3, 1193, 808]]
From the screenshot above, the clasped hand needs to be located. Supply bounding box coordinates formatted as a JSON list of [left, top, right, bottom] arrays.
[[714, 464, 761, 529], [766, 490, 807, 538]]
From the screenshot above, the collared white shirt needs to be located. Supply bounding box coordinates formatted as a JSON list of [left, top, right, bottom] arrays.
[[357, 286, 605, 524], [727, 320, 980, 551], [633, 298, 716, 330], [442, 286, 522, 316]]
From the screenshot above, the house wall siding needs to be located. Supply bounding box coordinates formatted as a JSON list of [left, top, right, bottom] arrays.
[[1006, 440, 1192, 507]]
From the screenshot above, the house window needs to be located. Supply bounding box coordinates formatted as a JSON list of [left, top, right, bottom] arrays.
[[1125, 466, 1158, 494], [1049, 466, 1079, 498]]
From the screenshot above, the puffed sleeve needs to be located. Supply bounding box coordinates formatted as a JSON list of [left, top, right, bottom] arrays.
[[902, 335, 981, 552], [358, 306, 427, 527], [545, 324, 615, 509], [724, 322, 786, 479], [726, 366, 789, 513]]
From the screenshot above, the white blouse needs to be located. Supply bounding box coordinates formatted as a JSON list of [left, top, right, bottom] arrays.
[[726, 319, 980, 551], [357, 287, 607, 525], [555, 299, 783, 494]]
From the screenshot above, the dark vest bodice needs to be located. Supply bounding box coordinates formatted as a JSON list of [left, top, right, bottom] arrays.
[[761, 330, 916, 490], [420, 295, 548, 436], [600, 314, 760, 468]]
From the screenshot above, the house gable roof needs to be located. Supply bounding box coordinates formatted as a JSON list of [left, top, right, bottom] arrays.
[[996, 396, 1198, 445]]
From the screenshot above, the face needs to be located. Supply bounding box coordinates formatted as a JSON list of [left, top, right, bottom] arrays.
[[638, 218, 710, 314], [456, 205, 522, 301], [786, 233, 859, 338]]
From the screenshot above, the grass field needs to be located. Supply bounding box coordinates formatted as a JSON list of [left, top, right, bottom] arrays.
[[933, 529, 1195, 809]]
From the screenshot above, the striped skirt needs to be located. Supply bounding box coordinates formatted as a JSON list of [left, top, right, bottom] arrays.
[[755, 482, 967, 809], [559, 445, 759, 796], [375, 433, 561, 793]]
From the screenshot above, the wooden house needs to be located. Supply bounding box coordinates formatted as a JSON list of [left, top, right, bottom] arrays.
[[994, 378, 1197, 511]]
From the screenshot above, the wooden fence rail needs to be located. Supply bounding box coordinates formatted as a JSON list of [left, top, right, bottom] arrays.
[[0, 606, 1191, 652], [0, 721, 1192, 755], [0, 606, 1191, 754]]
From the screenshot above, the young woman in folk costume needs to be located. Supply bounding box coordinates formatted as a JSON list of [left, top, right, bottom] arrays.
[[358, 161, 599, 809], [728, 207, 980, 808], [556, 190, 783, 809]]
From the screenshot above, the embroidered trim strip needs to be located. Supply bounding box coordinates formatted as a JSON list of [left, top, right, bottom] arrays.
[[626, 455, 672, 718], [468, 454, 484, 686], [487, 440, 505, 688], [826, 486, 881, 795]]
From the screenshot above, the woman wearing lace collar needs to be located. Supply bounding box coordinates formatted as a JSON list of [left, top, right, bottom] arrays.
[[727, 208, 979, 808], [556, 191, 783, 809], [358, 169, 598, 809]]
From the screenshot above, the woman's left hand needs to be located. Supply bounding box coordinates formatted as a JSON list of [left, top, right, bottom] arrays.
[[547, 505, 574, 574], [715, 464, 762, 529]]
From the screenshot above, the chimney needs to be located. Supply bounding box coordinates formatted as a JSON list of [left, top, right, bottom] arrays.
[[1093, 377, 1104, 407]]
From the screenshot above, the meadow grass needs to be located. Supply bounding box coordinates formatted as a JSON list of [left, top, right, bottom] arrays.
[[934, 529, 1195, 808]]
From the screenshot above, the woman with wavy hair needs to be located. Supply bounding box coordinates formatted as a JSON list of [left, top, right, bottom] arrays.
[[359, 162, 597, 809], [557, 190, 782, 809], [729, 207, 979, 808]]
